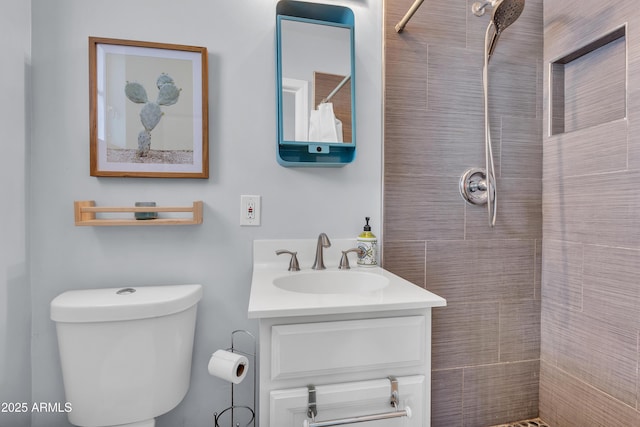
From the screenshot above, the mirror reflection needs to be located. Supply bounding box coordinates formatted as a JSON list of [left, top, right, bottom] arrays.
[[280, 18, 353, 144]]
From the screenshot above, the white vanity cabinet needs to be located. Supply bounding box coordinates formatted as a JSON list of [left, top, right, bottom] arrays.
[[257, 309, 434, 427], [248, 239, 446, 427]]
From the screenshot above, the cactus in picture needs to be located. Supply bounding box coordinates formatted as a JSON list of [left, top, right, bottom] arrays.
[[125, 73, 181, 157]]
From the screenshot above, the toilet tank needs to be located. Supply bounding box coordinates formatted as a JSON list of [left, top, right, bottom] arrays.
[[51, 284, 203, 427]]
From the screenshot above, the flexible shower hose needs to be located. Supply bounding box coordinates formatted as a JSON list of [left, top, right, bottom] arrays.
[[483, 22, 498, 227]]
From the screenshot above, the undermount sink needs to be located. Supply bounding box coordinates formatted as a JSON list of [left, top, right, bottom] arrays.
[[273, 271, 389, 294]]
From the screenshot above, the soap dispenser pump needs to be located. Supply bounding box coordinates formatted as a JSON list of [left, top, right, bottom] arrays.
[[357, 217, 378, 267]]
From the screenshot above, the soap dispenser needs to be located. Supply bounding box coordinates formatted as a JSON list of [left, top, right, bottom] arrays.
[[357, 217, 378, 267]]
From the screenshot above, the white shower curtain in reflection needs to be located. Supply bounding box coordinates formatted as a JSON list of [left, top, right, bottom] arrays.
[[308, 102, 343, 143]]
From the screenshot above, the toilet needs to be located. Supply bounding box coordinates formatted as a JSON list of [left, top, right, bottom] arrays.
[[50, 284, 203, 427]]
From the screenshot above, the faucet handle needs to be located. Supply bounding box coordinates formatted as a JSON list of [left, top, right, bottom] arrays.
[[339, 248, 364, 270], [276, 249, 300, 271]]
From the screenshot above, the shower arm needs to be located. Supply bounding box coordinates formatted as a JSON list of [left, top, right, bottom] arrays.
[[472, 0, 500, 17]]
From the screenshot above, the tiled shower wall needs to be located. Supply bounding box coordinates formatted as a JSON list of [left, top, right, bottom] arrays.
[[382, 0, 543, 426], [540, 1, 640, 425]]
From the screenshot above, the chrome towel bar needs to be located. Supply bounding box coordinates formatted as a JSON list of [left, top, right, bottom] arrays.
[[303, 376, 412, 427], [303, 407, 412, 427]]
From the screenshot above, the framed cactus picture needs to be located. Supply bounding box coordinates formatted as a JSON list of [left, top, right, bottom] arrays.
[[89, 37, 208, 178]]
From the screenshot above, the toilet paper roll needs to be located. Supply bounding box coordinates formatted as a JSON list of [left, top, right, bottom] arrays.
[[208, 349, 248, 384]]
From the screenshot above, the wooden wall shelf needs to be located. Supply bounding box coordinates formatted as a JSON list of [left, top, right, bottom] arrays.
[[74, 200, 203, 226]]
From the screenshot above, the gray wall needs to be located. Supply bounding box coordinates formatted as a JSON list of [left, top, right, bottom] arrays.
[[0, 1, 32, 427], [20, 1, 381, 426], [383, 0, 543, 426], [540, 0, 640, 424]]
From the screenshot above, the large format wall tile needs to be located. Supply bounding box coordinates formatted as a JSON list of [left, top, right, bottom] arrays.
[[544, 119, 628, 179], [427, 45, 483, 115], [381, 240, 426, 287], [431, 302, 499, 369], [384, 173, 465, 241], [543, 0, 637, 63], [500, 117, 543, 179], [463, 361, 539, 427], [431, 369, 463, 427], [627, 79, 640, 170], [426, 239, 535, 304], [465, 178, 542, 240], [544, 171, 640, 248], [540, 361, 640, 427], [542, 1, 640, 422], [384, 110, 487, 177], [627, 17, 640, 171], [541, 239, 583, 311], [499, 299, 541, 362], [488, 57, 539, 120], [582, 245, 640, 330], [384, 37, 428, 114], [545, 305, 638, 406], [383, 0, 543, 424]]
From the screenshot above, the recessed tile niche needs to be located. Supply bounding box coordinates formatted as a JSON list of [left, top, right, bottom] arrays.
[[550, 26, 626, 135]]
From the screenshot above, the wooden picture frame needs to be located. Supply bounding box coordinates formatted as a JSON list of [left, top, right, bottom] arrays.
[[89, 37, 208, 178]]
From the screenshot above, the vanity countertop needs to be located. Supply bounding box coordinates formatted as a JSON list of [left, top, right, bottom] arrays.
[[247, 239, 446, 319]]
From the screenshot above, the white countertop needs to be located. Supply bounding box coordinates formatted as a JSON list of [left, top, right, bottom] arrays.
[[247, 239, 446, 319]]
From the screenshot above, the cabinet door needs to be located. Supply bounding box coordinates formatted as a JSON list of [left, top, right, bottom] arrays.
[[270, 375, 425, 427]]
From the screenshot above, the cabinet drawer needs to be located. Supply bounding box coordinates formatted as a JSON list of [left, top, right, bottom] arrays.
[[271, 316, 426, 380]]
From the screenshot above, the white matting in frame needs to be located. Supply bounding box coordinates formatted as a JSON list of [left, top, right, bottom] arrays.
[[89, 37, 208, 178]]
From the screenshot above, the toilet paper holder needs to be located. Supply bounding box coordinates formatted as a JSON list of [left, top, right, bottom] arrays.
[[213, 330, 256, 427]]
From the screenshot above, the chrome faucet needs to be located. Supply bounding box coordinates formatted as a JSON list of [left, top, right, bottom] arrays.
[[311, 233, 331, 270]]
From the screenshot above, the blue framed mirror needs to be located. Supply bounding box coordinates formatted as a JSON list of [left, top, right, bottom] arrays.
[[276, 0, 356, 166]]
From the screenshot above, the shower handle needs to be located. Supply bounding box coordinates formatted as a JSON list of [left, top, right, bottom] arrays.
[[459, 167, 494, 207], [469, 179, 488, 193]]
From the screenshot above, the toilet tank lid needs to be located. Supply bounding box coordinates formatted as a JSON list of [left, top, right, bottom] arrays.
[[50, 284, 203, 322]]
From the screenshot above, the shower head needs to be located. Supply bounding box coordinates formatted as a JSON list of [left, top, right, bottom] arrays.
[[486, 0, 525, 59], [492, 0, 525, 33], [472, 0, 524, 20]]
